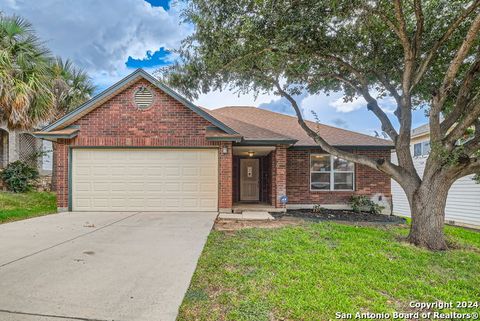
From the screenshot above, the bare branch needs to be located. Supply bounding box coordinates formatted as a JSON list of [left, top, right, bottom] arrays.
[[411, 0, 480, 90]]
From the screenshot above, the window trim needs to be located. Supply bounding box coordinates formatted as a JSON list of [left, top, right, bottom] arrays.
[[413, 140, 430, 157], [310, 153, 355, 192]]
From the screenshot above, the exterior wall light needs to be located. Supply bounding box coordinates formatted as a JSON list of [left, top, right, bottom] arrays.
[[248, 151, 255, 157], [222, 145, 228, 154]]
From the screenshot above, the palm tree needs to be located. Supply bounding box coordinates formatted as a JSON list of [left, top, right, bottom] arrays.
[[49, 57, 95, 116], [48, 57, 95, 191], [0, 14, 54, 129]]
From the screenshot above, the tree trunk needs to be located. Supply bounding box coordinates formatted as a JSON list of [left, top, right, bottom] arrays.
[[407, 178, 451, 250]]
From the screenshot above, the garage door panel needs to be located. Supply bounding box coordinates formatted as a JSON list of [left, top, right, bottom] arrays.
[[72, 149, 218, 211]]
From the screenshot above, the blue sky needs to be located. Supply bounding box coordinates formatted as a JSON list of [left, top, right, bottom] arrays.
[[1, 0, 428, 136]]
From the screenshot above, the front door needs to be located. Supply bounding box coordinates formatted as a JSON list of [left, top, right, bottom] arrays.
[[240, 158, 259, 201]]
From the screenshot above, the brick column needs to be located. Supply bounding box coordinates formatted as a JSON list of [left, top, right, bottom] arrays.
[[54, 141, 69, 212], [271, 145, 287, 208], [218, 142, 233, 212]]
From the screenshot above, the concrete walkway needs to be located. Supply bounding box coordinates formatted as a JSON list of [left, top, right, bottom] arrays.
[[0, 211, 217, 321]]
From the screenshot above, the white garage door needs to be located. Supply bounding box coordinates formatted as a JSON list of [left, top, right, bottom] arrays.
[[72, 149, 218, 211]]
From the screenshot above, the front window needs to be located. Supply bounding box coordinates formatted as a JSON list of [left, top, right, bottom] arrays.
[[310, 154, 355, 191]]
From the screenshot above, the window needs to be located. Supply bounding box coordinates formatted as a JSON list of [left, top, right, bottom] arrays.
[[413, 143, 422, 157], [413, 141, 430, 157], [310, 154, 354, 191], [422, 141, 430, 155]]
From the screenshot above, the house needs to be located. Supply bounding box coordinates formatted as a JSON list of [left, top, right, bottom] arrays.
[[34, 69, 393, 213], [0, 123, 52, 189], [391, 124, 480, 229]]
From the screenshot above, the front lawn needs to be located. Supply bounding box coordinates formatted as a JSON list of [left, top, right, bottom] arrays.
[[178, 222, 480, 320], [0, 191, 57, 223]]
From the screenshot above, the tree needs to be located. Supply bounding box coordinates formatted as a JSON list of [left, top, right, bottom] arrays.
[[49, 57, 95, 117], [162, 0, 480, 250], [48, 57, 95, 191], [0, 13, 54, 129]]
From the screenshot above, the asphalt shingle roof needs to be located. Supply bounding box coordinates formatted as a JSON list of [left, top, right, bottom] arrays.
[[206, 106, 393, 147]]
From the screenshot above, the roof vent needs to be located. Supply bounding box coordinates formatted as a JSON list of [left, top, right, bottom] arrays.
[[134, 86, 154, 109]]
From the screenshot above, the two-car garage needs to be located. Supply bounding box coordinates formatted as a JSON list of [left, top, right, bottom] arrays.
[[71, 149, 218, 212]]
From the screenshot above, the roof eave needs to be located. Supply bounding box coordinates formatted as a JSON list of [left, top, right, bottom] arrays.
[[289, 144, 394, 150], [236, 138, 298, 146], [33, 131, 79, 141], [206, 136, 243, 142]]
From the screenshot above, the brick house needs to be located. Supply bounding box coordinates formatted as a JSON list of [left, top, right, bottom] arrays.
[[34, 69, 393, 213]]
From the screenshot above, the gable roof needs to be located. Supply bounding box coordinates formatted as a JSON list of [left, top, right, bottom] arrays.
[[207, 106, 393, 147], [41, 69, 238, 135]]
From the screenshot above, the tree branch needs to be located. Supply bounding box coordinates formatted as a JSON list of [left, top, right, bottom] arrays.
[[374, 71, 402, 106], [412, 0, 424, 58], [411, 0, 480, 90], [316, 54, 368, 86], [272, 79, 408, 184], [441, 53, 480, 134], [450, 157, 480, 181], [393, 0, 415, 95], [437, 13, 480, 108], [445, 93, 480, 144], [462, 119, 480, 156]]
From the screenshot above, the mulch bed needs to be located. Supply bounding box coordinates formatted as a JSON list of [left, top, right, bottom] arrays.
[[272, 209, 406, 224]]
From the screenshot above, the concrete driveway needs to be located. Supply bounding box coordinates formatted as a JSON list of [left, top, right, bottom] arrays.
[[0, 211, 217, 321]]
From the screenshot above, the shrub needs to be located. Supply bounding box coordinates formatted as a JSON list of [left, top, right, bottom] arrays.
[[349, 195, 384, 215], [1, 161, 39, 193], [312, 204, 325, 213]]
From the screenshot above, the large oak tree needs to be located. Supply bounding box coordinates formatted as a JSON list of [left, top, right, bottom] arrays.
[[162, 0, 480, 250]]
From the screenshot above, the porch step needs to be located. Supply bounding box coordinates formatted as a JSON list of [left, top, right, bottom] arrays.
[[233, 207, 285, 214], [218, 211, 274, 221]]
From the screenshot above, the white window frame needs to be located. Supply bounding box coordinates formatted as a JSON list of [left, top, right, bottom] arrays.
[[310, 153, 355, 191], [413, 141, 430, 157]]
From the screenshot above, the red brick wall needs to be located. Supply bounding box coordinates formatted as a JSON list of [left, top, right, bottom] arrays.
[[286, 148, 391, 205], [54, 78, 233, 210]]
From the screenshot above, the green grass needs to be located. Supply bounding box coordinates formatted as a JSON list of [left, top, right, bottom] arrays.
[[178, 222, 480, 320], [0, 191, 57, 223]]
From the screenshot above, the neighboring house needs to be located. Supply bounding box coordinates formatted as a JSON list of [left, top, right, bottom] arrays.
[[34, 69, 393, 213], [392, 124, 480, 229], [0, 123, 53, 177]]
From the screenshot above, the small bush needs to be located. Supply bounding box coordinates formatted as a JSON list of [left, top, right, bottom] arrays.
[[1, 161, 39, 193], [312, 204, 325, 213], [350, 195, 384, 214]]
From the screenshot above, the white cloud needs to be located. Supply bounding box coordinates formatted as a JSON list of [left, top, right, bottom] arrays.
[[1, 0, 191, 86], [330, 96, 366, 113], [195, 89, 278, 109]]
